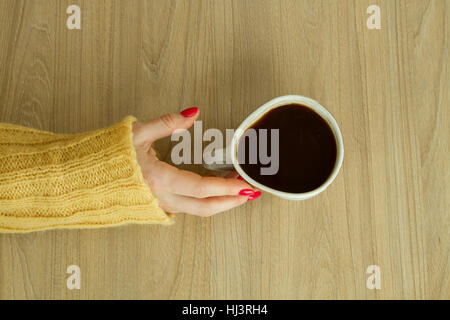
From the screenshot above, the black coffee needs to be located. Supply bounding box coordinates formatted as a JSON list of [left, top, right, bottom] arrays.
[[238, 104, 337, 193]]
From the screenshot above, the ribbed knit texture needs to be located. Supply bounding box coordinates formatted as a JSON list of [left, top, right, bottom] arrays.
[[0, 116, 174, 233]]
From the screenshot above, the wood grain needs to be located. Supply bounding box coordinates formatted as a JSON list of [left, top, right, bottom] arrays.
[[0, 0, 448, 299]]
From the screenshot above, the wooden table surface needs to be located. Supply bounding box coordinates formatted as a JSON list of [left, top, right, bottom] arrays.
[[0, 0, 448, 299]]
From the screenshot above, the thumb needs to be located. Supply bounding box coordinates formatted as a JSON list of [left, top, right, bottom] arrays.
[[134, 107, 199, 145]]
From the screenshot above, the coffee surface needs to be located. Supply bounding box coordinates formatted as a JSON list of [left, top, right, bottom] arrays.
[[238, 104, 337, 193]]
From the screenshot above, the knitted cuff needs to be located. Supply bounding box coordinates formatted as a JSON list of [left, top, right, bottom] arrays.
[[0, 116, 174, 233]]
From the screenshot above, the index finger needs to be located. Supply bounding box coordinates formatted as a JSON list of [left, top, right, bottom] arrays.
[[151, 160, 258, 198]]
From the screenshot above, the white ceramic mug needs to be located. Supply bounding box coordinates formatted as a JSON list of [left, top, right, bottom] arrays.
[[204, 95, 344, 200]]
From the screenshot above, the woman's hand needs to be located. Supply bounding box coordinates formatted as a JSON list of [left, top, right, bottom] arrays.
[[132, 107, 261, 217]]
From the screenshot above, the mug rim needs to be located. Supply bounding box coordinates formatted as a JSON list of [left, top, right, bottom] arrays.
[[230, 95, 344, 200]]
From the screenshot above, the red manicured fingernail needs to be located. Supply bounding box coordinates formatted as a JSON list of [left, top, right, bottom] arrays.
[[237, 175, 244, 181], [239, 189, 255, 196], [247, 191, 262, 201], [180, 107, 198, 117]]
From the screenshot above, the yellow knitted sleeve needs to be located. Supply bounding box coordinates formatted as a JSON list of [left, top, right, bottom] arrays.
[[0, 116, 174, 233]]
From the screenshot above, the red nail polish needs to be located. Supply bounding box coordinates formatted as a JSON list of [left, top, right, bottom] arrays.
[[180, 107, 198, 117], [239, 189, 255, 196], [237, 175, 244, 181], [247, 191, 262, 201]]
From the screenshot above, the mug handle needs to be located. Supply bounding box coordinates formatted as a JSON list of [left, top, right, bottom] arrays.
[[202, 147, 234, 171]]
